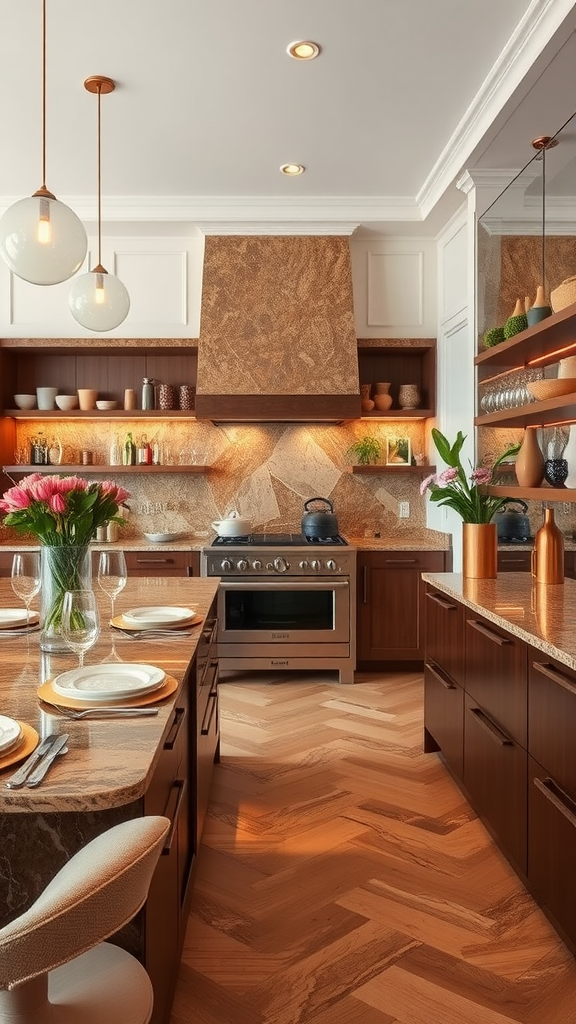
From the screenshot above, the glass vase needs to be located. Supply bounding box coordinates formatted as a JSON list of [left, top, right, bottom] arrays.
[[39, 545, 92, 652]]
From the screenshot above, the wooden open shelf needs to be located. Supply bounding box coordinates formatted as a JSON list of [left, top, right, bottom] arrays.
[[348, 464, 436, 474], [475, 303, 576, 380], [4, 410, 196, 420], [360, 408, 434, 420], [475, 393, 576, 429], [2, 464, 210, 475], [482, 484, 576, 502]]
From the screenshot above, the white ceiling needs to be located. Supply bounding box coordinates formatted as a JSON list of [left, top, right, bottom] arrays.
[[1, 0, 575, 236]]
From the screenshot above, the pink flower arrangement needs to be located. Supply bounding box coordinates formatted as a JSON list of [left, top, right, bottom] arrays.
[[420, 429, 520, 524], [0, 474, 130, 545]]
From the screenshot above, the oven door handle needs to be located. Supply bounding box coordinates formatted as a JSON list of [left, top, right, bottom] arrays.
[[219, 580, 349, 590]]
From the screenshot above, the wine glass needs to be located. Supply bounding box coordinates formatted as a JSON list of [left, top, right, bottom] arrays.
[[97, 550, 128, 621], [61, 590, 100, 668], [11, 551, 41, 627]]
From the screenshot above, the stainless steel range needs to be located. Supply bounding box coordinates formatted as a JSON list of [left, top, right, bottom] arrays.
[[201, 533, 356, 684]]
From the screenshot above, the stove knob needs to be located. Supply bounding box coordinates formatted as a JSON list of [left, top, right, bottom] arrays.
[[298, 560, 309, 570], [274, 557, 289, 573], [221, 558, 233, 572], [310, 559, 321, 571], [237, 559, 248, 571], [252, 559, 263, 571], [326, 559, 337, 571]]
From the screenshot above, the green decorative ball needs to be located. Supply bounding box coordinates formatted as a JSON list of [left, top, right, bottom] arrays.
[[503, 313, 528, 339], [483, 326, 506, 348]]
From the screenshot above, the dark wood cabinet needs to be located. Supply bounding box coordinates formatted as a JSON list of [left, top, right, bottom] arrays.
[[464, 614, 527, 746], [357, 550, 447, 662], [497, 550, 531, 572], [424, 586, 465, 686], [463, 693, 527, 874], [195, 615, 219, 847], [528, 755, 576, 951], [123, 550, 200, 577], [423, 661, 464, 778], [357, 341, 436, 418]]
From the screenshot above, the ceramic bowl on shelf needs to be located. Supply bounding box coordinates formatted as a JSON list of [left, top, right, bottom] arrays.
[[526, 378, 576, 401], [143, 532, 180, 543], [55, 395, 79, 411], [13, 394, 36, 410], [95, 400, 118, 411]]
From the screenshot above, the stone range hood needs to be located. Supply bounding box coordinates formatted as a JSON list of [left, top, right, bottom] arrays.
[[195, 236, 361, 421]]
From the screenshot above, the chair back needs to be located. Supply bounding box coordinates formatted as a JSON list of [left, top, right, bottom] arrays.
[[0, 815, 169, 990]]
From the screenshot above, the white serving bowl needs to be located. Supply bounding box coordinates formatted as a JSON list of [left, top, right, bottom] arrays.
[[13, 394, 37, 410], [95, 400, 118, 411], [55, 394, 79, 411], [144, 532, 180, 543]]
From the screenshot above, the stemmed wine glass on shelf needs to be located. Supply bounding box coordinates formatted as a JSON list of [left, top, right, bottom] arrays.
[[97, 550, 128, 621], [61, 590, 100, 668], [10, 551, 41, 627]]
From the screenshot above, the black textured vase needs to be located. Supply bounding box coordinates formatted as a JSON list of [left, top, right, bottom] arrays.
[[544, 458, 568, 488]]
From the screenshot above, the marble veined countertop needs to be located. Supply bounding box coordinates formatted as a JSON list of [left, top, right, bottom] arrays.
[[0, 576, 219, 813], [423, 572, 576, 672]]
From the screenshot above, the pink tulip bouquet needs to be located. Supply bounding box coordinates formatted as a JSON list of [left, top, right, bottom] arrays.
[[0, 474, 130, 545], [420, 429, 520, 524]]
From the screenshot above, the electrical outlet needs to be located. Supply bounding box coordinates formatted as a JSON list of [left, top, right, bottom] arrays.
[[562, 502, 571, 515], [399, 501, 410, 519]]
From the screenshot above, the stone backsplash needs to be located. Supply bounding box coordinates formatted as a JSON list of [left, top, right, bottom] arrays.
[[8, 418, 429, 540]]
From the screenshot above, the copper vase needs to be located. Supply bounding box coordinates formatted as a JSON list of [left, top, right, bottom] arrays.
[[531, 507, 564, 585], [515, 427, 545, 487], [462, 523, 497, 579]]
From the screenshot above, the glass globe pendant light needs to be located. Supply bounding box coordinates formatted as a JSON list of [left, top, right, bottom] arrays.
[[0, 0, 87, 285], [69, 75, 130, 331]]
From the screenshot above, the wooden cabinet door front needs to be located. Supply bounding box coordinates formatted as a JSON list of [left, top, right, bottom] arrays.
[[465, 614, 527, 747], [424, 584, 465, 686], [357, 552, 445, 661], [424, 661, 464, 779], [528, 755, 576, 950]]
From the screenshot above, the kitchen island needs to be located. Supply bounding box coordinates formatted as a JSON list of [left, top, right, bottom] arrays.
[[422, 571, 576, 955], [0, 575, 219, 1024]]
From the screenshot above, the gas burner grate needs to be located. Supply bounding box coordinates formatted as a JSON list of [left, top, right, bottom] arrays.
[[211, 532, 348, 547]]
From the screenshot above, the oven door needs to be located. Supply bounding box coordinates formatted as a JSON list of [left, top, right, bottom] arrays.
[[217, 578, 350, 644]]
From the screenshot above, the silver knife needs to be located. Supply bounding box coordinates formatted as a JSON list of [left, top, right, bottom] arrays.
[[26, 734, 70, 788], [5, 733, 64, 789]]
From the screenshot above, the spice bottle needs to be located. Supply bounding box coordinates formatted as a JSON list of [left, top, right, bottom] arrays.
[[109, 436, 121, 466], [137, 436, 152, 465], [142, 378, 154, 410], [123, 431, 136, 466]]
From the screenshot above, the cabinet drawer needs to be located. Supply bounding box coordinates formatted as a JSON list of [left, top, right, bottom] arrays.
[[464, 614, 527, 746], [529, 653, 576, 794], [528, 755, 576, 950], [124, 551, 190, 575], [464, 694, 527, 874], [372, 551, 446, 570], [424, 585, 465, 686], [424, 661, 464, 778], [497, 551, 531, 572]]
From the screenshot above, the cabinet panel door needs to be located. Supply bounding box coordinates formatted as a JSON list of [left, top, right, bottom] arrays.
[[497, 551, 531, 572], [528, 652, 576, 795], [424, 585, 465, 686], [465, 613, 527, 746], [464, 694, 527, 874], [528, 756, 576, 951], [424, 661, 464, 778], [358, 552, 446, 661], [124, 550, 190, 576]]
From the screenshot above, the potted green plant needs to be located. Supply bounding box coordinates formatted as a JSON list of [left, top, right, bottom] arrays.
[[346, 435, 382, 465]]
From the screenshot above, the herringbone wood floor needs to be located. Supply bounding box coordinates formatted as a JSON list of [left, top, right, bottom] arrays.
[[170, 670, 576, 1024]]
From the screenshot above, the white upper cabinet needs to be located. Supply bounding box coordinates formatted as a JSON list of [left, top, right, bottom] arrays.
[[350, 236, 437, 337], [0, 233, 204, 339]]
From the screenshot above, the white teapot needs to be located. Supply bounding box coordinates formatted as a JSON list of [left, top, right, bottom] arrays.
[[211, 511, 252, 538]]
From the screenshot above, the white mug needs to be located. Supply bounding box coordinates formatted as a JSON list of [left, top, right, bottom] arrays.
[[36, 387, 58, 411]]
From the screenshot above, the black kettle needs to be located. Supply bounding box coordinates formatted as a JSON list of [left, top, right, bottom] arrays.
[[301, 497, 339, 540], [493, 499, 531, 542]]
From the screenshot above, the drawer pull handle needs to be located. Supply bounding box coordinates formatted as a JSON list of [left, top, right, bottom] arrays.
[[163, 706, 185, 750], [201, 692, 218, 736], [426, 660, 456, 690], [534, 776, 576, 829], [533, 661, 576, 698], [425, 592, 455, 611], [362, 564, 368, 604], [468, 706, 512, 746], [468, 619, 511, 646], [385, 558, 417, 565], [500, 558, 527, 564], [161, 779, 187, 854]]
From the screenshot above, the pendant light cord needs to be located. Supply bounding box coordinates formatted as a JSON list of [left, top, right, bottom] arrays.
[[97, 82, 102, 267], [41, 0, 46, 189], [541, 144, 546, 293]]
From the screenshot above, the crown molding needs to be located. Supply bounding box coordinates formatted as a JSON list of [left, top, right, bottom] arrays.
[[417, 0, 576, 219]]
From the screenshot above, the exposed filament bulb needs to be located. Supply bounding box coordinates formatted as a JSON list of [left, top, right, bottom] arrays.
[[37, 197, 51, 244]]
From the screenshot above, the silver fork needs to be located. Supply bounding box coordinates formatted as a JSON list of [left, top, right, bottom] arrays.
[[113, 627, 193, 639], [50, 704, 160, 720]]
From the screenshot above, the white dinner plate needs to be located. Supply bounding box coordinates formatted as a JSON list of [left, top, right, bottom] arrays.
[[52, 663, 165, 702], [122, 606, 195, 628], [0, 714, 23, 754], [0, 608, 39, 630]]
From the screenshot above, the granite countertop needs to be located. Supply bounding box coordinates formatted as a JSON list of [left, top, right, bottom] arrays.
[[423, 571, 576, 672], [0, 536, 210, 552], [348, 529, 451, 551], [0, 576, 219, 813]]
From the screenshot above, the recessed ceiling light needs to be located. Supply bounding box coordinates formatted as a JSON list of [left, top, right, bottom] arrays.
[[280, 164, 305, 176], [287, 40, 320, 60]]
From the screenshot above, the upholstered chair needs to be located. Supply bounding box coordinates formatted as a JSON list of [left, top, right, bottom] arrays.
[[0, 815, 170, 1024]]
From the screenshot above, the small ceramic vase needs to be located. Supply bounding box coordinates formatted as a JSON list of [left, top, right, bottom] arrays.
[[372, 383, 392, 412], [360, 384, 374, 413], [504, 298, 528, 339], [515, 427, 545, 487], [398, 383, 420, 410], [526, 285, 552, 327]]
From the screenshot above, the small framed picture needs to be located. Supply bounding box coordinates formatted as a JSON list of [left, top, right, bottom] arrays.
[[386, 436, 411, 466]]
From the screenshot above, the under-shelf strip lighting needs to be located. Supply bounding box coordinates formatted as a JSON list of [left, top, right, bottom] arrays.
[[527, 341, 576, 366]]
